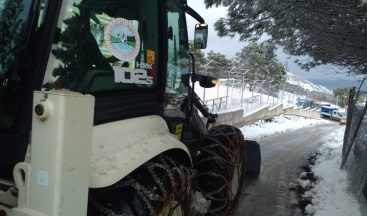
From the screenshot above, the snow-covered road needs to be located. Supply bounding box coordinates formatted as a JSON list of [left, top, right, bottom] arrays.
[[235, 119, 341, 216]]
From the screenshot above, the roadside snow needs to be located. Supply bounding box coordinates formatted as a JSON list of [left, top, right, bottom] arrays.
[[240, 115, 331, 140], [304, 127, 362, 216], [239, 115, 361, 216]]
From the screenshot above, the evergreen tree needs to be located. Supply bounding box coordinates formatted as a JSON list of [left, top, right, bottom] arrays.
[[206, 50, 233, 79], [333, 88, 364, 108], [333, 88, 350, 108], [235, 42, 286, 91], [205, 0, 367, 76]]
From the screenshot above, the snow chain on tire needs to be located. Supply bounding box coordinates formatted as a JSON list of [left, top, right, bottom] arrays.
[[197, 125, 246, 216], [88, 154, 192, 216]]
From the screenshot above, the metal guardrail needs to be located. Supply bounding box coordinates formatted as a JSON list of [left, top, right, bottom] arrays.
[[204, 96, 229, 112], [243, 95, 260, 104]]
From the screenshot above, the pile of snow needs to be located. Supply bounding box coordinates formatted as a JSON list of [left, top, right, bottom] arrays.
[[304, 127, 362, 216], [240, 115, 331, 140], [298, 176, 312, 191], [192, 192, 211, 215], [287, 72, 332, 94]]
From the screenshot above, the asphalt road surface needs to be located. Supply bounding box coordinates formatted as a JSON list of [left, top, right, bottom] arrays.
[[235, 123, 342, 216]]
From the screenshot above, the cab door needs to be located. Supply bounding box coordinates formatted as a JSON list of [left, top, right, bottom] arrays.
[[0, 0, 50, 179]]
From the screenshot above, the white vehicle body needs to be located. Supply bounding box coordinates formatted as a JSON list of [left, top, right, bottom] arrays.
[[90, 115, 191, 188], [320, 106, 345, 121], [2, 91, 190, 216]]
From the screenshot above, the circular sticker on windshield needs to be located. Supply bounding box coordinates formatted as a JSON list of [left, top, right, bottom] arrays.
[[104, 18, 141, 61]]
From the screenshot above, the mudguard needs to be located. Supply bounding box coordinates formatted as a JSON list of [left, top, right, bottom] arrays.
[[89, 115, 191, 188]]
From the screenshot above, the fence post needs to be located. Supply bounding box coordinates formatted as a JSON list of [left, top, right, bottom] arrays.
[[203, 88, 206, 103], [260, 93, 262, 107], [342, 88, 356, 159], [231, 77, 234, 100], [226, 74, 230, 108], [217, 80, 220, 99], [241, 75, 244, 107], [341, 100, 367, 169], [251, 91, 254, 111]]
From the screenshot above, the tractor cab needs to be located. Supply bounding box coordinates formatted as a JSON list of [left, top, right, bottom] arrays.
[[0, 0, 210, 179], [0, 1, 261, 216]]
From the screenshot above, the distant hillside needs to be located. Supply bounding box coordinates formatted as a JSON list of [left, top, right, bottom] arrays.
[[286, 72, 332, 94], [308, 78, 362, 91], [282, 72, 335, 102]]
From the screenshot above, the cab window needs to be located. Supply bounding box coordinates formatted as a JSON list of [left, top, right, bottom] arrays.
[[43, 0, 160, 93], [166, 1, 189, 96], [0, 0, 33, 133]]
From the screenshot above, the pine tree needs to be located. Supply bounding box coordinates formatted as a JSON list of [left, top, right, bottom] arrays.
[[235, 42, 286, 91], [206, 50, 233, 79], [205, 0, 367, 76]]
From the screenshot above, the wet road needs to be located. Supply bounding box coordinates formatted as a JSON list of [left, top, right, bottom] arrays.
[[235, 123, 341, 216]]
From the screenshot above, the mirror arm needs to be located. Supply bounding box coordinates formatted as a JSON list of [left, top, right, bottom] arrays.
[[184, 5, 205, 24], [187, 53, 218, 128], [188, 53, 196, 118]]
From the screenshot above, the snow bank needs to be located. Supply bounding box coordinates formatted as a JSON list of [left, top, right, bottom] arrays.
[[305, 127, 362, 216], [240, 115, 330, 140]]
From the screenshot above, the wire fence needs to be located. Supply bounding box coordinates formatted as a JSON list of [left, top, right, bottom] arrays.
[[196, 79, 324, 113], [341, 88, 367, 214]]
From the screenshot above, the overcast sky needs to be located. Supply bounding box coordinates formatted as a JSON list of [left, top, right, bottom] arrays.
[[186, 1, 245, 58], [186, 0, 363, 90]]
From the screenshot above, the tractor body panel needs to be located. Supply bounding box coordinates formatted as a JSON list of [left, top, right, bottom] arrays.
[[11, 91, 94, 216], [89, 115, 191, 188]]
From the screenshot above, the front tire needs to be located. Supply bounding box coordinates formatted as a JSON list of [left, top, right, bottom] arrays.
[[88, 154, 192, 216], [197, 125, 245, 215], [244, 140, 261, 178]]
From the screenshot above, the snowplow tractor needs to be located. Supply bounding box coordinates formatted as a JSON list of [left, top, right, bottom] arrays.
[[0, 0, 261, 215]]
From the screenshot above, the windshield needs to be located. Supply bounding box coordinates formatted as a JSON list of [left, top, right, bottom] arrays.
[[0, 0, 32, 75], [165, 0, 189, 106], [43, 0, 160, 93]]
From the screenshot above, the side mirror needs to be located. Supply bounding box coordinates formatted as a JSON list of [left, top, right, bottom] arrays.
[[181, 74, 217, 88], [197, 74, 217, 88], [194, 23, 208, 49]]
